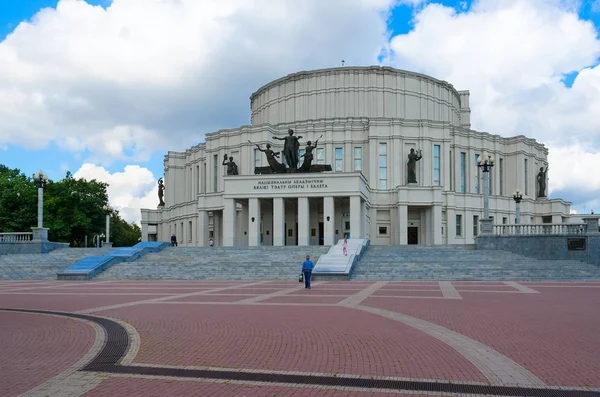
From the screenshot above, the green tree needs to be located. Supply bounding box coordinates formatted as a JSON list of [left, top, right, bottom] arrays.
[[0, 165, 37, 232], [109, 210, 141, 247]]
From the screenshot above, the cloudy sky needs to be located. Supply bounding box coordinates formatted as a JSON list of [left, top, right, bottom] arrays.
[[1, 0, 599, 223]]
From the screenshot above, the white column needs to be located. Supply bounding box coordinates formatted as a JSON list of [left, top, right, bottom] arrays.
[[350, 196, 363, 239], [37, 187, 43, 228], [249, 198, 261, 246], [273, 197, 285, 246], [324, 196, 335, 246], [398, 204, 408, 245], [198, 210, 209, 246], [223, 199, 237, 247], [298, 197, 310, 246], [105, 214, 110, 243], [141, 222, 149, 242], [483, 170, 490, 219], [433, 204, 442, 244]]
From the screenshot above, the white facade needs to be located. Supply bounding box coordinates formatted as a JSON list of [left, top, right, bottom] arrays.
[[141, 66, 571, 246]]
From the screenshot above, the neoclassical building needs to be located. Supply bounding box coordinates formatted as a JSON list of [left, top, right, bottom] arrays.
[[141, 66, 571, 246]]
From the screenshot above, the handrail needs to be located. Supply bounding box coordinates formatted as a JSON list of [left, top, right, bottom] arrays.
[[493, 224, 587, 236], [0, 232, 34, 243]]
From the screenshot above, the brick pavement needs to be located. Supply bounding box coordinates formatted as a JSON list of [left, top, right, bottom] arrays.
[[0, 280, 599, 396]]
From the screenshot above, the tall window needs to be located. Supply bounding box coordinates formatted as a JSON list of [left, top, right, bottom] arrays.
[[474, 154, 480, 193], [254, 149, 261, 168], [195, 165, 200, 195], [213, 154, 218, 192], [298, 148, 305, 168], [473, 215, 479, 237], [456, 214, 463, 236], [524, 158, 528, 195], [460, 152, 466, 193], [335, 148, 343, 171], [316, 148, 325, 164], [354, 147, 363, 172], [499, 158, 503, 196], [433, 145, 441, 186], [379, 143, 387, 189], [449, 150, 453, 190]]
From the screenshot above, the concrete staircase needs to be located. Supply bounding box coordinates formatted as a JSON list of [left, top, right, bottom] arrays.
[[351, 245, 600, 281], [0, 247, 114, 280], [94, 246, 331, 280]]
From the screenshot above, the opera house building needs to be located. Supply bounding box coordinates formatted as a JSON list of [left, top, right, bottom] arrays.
[[141, 66, 571, 247]]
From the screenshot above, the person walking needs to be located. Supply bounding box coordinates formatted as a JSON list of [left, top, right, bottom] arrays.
[[171, 233, 178, 247], [302, 255, 314, 289], [343, 237, 348, 256]]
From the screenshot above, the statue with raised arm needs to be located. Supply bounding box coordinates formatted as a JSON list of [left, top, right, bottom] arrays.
[[157, 178, 165, 206], [537, 165, 549, 198], [253, 142, 286, 173], [407, 148, 423, 184], [222, 154, 239, 175], [299, 135, 323, 172], [273, 128, 302, 169]]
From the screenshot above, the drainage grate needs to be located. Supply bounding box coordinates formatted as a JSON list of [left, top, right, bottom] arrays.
[[3, 307, 599, 397]]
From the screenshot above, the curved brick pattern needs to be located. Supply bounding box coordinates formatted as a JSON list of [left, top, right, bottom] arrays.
[[102, 304, 487, 383], [81, 376, 432, 397], [362, 285, 600, 387], [0, 312, 95, 397]]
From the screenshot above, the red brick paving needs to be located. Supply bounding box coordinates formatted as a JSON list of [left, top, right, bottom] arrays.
[[81, 377, 429, 397], [261, 295, 345, 304], [0, 293, 165, 311], [170, 294, 253, 303], [0, 311, 94, 397], [373, 290, 445, 297], [362, 285, 600, 387], [101, 304, 487, 382]]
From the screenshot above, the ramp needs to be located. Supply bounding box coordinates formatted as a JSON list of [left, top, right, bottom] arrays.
[[313, 239, 370, 279]]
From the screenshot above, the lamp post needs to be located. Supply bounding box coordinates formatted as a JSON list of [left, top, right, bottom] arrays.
[[32, 169, 49, 242], [103, 205, 113, 248], [477, 152, 495, 234], [512, 189, 523, 225]]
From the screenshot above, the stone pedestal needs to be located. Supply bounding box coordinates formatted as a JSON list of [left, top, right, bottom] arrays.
[[583, 216, 600, 235], [479, 218, 494, 235], [103, 242, 113, 248], [31, 227, 49, 242]]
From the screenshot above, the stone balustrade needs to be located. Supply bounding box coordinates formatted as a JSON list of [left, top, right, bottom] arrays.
[[0, 232, 33, 243], [493, 224, 587, 236]]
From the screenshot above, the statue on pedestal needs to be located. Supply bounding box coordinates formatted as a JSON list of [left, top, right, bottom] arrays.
[[253, 143, 286, 174], [222, 154, 239, 175], [407, 148, 422, 184], [299, 135, 322, 172], [157, 178, 165, 206], [537, 165, 548, 198], [273, 129, 302, 169]]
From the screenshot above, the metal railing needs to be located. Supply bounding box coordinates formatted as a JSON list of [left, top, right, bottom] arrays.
[[0, 232, 34, 243], [493, 224, 587, 236]]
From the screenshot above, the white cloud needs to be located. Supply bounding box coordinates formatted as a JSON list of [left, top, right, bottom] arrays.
[[73, 163, 156, 223], [0, 0, 394, 162], [387, 0, 600, 207]]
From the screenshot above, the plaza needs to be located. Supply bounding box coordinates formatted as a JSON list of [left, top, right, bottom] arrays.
[[1, 279, 599, 396]]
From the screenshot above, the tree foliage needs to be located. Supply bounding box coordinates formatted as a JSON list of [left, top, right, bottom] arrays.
[[0, 165, 140, 247]]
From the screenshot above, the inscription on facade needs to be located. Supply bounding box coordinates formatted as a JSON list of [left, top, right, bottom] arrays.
[[253, 179, 329, 190]]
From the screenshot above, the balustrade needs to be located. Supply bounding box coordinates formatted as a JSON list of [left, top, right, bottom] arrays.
[[0, 232, 34, 243], [493, 224, 587, 236]]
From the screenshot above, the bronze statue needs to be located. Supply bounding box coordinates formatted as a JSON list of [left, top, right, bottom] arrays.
[[273, 129, 302, 169], [157, 178, 165, 206], [253, 142, 286, 173], [537, 165, 548, 198], [299, 135, 322, 172], [407, 148, 422, 184], [222, 154, 239, 175]]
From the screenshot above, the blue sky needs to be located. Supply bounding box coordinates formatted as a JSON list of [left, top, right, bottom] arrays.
[[0, 0, 599, 221]]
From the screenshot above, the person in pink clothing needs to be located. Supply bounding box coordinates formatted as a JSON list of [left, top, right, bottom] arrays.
[[343, 237, 348, 256]]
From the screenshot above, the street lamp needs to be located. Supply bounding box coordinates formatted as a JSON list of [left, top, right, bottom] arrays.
[[512, 189, 523, 225], [32, 170, 49, 242], [103, 205, 113, 248], [477, 152, 495, 220]]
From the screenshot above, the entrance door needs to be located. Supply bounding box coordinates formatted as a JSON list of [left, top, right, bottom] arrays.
[[407, 227, 419, 245], [318, 222, 324, 245]]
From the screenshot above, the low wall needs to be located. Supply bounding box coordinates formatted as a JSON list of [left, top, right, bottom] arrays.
[[0, 242, 69, 255], [476, 234, 600, 266]]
